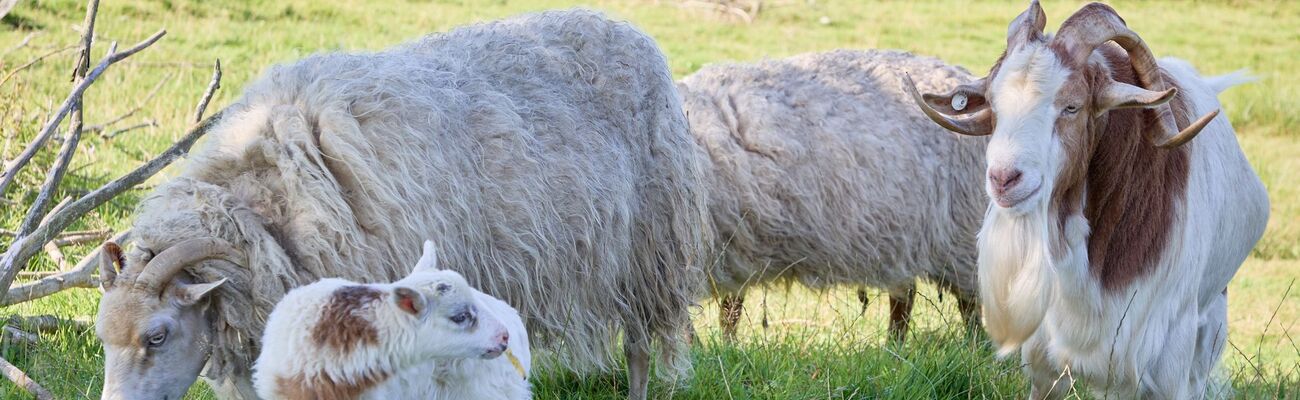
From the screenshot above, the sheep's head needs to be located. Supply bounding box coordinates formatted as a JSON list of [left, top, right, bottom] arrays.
[[392, 241, 510, 360], [95, 238, 244, 400], [904, 1, 1218, 213]]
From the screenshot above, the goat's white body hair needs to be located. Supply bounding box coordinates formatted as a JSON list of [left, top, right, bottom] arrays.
[[127, 9, 711, 396], [253, 279, 532, 400], [679, 49, 987, 303], [982, 56, 1268, 399]]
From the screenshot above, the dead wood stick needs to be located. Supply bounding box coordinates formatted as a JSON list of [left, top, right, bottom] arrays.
[[0, 356, 54, 400], [2, 32, 39, 58], [102, 119, 156, 139], [193, 59, 221, 123], [0, 44, 78, 89], [5, 315, 90, 332], [0, 228, 110, 238], [2, 326, 38, 345], [2, 230, 129, 306], [86, 72, 170, 134], [0, 109, 221, 304], [0, 29, 166, 196]]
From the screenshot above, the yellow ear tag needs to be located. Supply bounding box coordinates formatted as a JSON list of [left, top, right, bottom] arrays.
[[505, 349, 526, 380]]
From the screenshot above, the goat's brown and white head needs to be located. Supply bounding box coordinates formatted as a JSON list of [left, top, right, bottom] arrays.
[[95, 238, 244, 400], [905, 1, 1218, 214]]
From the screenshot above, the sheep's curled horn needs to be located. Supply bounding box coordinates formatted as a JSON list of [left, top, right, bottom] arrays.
[[99, 238, 245, 293]]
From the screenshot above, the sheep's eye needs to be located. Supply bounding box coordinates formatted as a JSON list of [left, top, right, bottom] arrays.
[[449, 311, 472, 325], [145, 331, 167, 347], [1062, 105, 1080, 115]]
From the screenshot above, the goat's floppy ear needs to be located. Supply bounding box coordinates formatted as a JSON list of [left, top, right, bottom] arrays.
[[413, 240, 440, 273], [174, 278, 227, 307], [99, 241, 125, 291], [1096, 81, 1177, 115], [393, 286, 430, 319]]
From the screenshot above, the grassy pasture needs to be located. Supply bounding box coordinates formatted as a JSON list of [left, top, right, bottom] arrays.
[[1, 0, 1297, 398]]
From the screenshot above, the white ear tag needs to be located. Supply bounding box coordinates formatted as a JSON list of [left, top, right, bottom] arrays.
[[952, 93, 968, 111]]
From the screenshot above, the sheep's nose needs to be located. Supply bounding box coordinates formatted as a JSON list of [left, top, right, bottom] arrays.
[[495, 331, 510, 348], [988, 168, 1023, 194]]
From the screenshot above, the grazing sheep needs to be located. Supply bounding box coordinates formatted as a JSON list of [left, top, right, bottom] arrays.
[[253, 241, 531, 400], [94, 10, 711, 400], [904, 2, 1268, 397], [678, 50, 988, 341]]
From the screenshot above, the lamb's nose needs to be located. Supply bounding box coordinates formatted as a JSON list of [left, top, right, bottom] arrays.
[[988, 168, 1023, 194]]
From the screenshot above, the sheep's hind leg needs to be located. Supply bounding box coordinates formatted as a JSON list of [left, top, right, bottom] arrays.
[[719, 293, 744, 341], [624, 328, 650, 400], [888, 284, 916, 343]]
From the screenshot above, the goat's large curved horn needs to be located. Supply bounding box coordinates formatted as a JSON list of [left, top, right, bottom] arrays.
[[903, 74, 993, 136], [1006, 0, 1047, 48], [134, 238, 244, 293], [1054, 2, 1218, 147]]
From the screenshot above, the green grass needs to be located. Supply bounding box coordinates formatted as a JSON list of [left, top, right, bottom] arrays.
[[1, 0, 1297, 398]]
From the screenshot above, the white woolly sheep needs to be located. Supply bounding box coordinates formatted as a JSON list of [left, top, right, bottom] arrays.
[[95, 9, 710, 400], [253, 241, 531, 400], [679, 49, 989, 341]]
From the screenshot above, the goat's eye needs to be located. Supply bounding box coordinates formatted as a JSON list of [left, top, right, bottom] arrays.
[[1062, 105, 1080, 115], [449, 311, 472, 324], [146, 331, 167, 347]]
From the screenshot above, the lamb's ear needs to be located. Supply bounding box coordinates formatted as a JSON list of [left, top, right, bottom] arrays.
[[412, 240, 440, 273], [99, 242, 125, 291], [174, 278, 227, 307], [393, 286, 430, 320]]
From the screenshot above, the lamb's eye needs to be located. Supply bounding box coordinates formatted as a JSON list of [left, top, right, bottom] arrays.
[[1062, 105, 1080, 115], [146, 331, 167, 347], [449, 311, 472, 324]]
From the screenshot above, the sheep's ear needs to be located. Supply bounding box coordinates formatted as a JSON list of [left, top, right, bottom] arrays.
[[99, 241, 125, 291], [393, 286, 429, 319], [413, 240, 440, 273], [174, 278, 227, 307]]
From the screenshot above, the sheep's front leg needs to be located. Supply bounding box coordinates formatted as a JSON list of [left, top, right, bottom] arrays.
[[718, 293, 744, 341], [888, 284, 916, 343], [624, 329, 650, 400]]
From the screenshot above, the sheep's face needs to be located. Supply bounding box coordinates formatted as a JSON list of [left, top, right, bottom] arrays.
[[390, 241, 510, 360], [96, 243, 226, 400]]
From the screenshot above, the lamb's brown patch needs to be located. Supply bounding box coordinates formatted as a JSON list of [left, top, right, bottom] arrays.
[[274, 369, 390, 400], [1049, 44, 1191, 292], [311, 285, 383, 353]]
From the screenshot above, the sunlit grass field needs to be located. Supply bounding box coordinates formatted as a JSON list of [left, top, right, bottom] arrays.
[[1, 0, 1297, 398]]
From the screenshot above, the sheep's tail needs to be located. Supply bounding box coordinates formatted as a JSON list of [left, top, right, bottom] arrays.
[[1203, 70, 1255, 94]]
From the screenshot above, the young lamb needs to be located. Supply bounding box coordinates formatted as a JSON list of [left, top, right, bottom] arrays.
[[253, 241, 531, 400]]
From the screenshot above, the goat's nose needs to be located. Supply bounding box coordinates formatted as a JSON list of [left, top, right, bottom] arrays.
[[988, 168, 1023, 193]]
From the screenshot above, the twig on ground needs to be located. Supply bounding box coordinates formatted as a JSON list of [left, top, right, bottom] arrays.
[[2, 32, 40, 58], [4, 315, 90, 332], [0, 44, 78, 89], [102, 119, 156, 139], [0, 29, 166, 196], [86, 73, 170, 134], [0, 355, 54, 400], [1, 326, 38, 345], [2, 230, 129, 306], [193, 59, 221, 123]]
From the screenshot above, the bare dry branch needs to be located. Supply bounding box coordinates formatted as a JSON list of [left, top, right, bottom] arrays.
[[193, 59, 222, 123], [0, 29, 166, 196], [2, 230, 128, 306], [0, 356, 54, 400], [102, 119, 156, 139], [0, 44, 78, 89], [5, 315, 90, 332], [0, 110, 222, 303], [2, 325, 38, 345], [51, 228, 110, 246], [86, 72, 170, 134], [2, 32, 40, 58]]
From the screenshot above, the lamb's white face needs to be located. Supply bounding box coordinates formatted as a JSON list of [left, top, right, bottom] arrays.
[[984, 42, 1072, 214], [390, 241, 509, 360]]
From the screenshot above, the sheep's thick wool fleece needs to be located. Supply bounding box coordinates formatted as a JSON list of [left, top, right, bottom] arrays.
[[679, 50, 987, 296], [130, 9, 712, 380]]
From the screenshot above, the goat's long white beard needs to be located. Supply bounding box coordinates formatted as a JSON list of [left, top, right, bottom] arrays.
[[977, 204, 1058, 357]]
